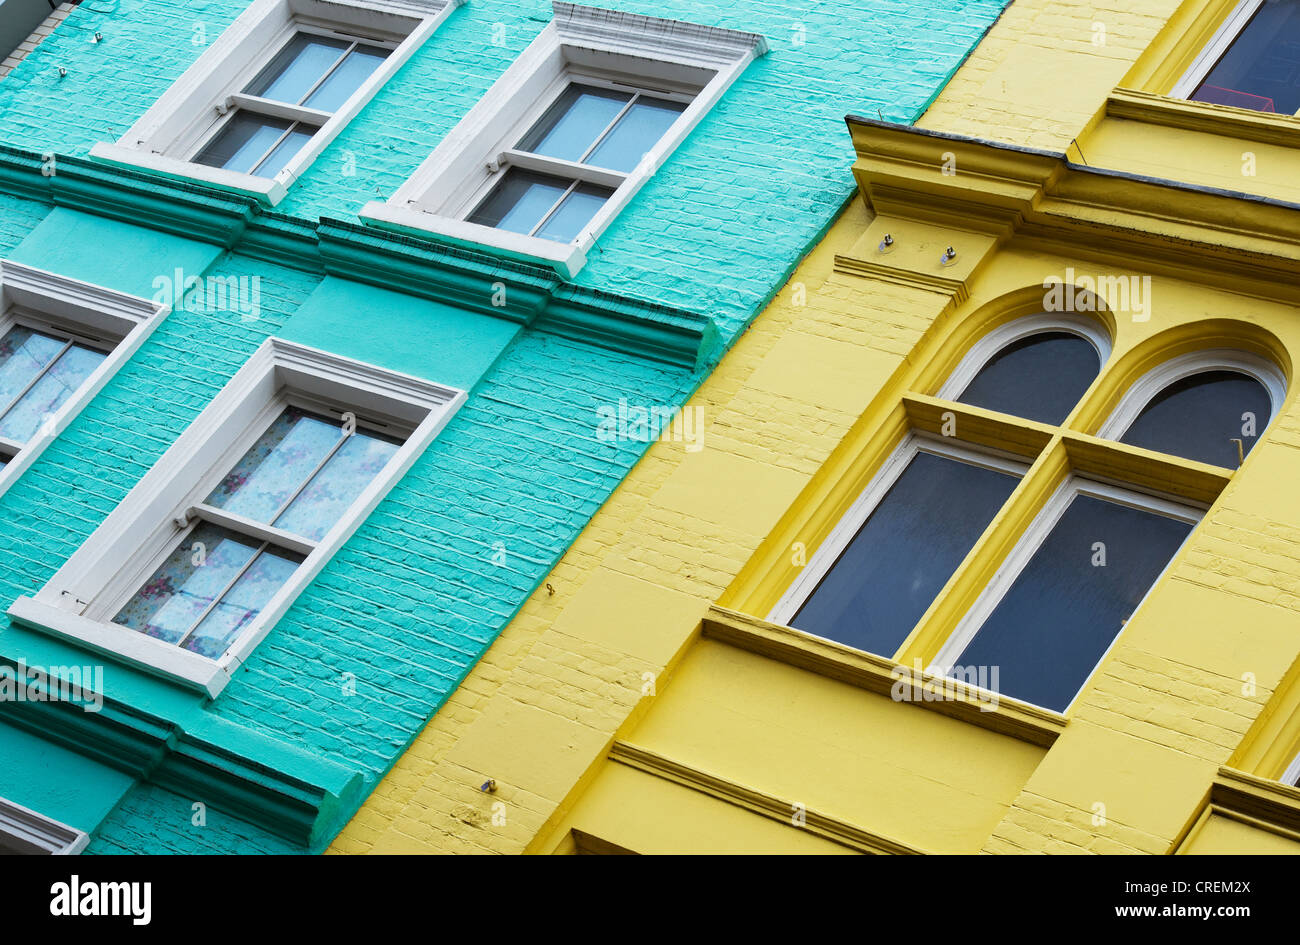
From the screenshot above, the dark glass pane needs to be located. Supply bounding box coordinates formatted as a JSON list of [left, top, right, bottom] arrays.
[[1119, 369, 1272, 467], [0, 343, 104, 444], [194, 113, 292, 174], [957, 331, 1100, 425], [534, 182, 613, 243], [587, 97, 687, 172], [182, 546, 301, 658], [1191, 2, 1300, 114], [304, 44, 388, 111], [956, 494, 1193, 712], [468, 169, 570, 235], [205, 406, 342, 524], [245, 33, 351, 104], [113, 523, 261, 645], [274, 427, 401, 541], [518, 84, 631, 162], [791, 449, 1020, 656]]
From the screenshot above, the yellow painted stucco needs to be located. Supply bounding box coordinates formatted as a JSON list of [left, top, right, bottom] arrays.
[[334, 0, 1300, 854]]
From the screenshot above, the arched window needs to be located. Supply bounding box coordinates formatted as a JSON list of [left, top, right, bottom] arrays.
[[1099, 350, 1285, 468], [939, 313, 1109, 425]]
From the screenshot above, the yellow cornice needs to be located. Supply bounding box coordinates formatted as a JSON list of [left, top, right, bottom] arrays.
[[845, 117, 1300, 304]]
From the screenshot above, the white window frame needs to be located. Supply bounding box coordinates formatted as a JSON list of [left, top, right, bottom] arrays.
[[930, 476, 1204, 714], [1096, 348, 1286, 445], [1170, 0, 1295, 111], [360, 1, 767, 277], [0, 260, 169, 500], [0, 796, 87, 854], [8, 338, 465, 698], [936, 311, 1111, 404], [1280, 750, 1300, 787], [766, 434, 1030, 642], [89, 0, 460, 206]]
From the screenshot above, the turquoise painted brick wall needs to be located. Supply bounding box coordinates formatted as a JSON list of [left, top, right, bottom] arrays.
[[0, 0, 1006, 337], [0, 0, 1011, 852]]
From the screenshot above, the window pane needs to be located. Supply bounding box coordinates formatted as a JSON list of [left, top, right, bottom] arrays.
[[534, 182, 613, 243], [303, 44, 388, 112], [587, 97, 687, 172], [955, 493, 1193, 712], [182, 547, 301, 658], [205, 406, 342, 524], [957, 331, 1100, 425], [0, 327, 66, 411], [255, 125, 314, 178], [468, 169, 570, 235], [112, 523, 260, 645], [518, 85, 631, 162], [273, 428, 401, 541], [0, 343, 104, 444], [1119, 369, 1272, 467], [245, 33, 351, 104], [195, 113, 292, 175], [1191, 2, 1300, 114], [791, 449, 1020, 656]]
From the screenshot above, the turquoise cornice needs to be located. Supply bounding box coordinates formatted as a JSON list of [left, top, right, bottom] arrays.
[[0, 146, 714, 368], [0, 669, 361, 849]]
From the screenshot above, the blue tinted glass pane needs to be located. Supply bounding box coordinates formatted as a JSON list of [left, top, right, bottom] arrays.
[[1119, 370, 1272, 467], [303, 45, 388, 111], [274, 428, 401, 541], [205, 406, 342, 523], [0, 343, 104, 444], [195, 113, 292, 174], [957, 331, 1100, 425], [956, 494, 1193, 712], [112, 523, 260, 645], [0, 327, 65, 410], [255, 126, 314, 178], [534, 183, 613, 243], [246, 33, 350, 104], [587, 97, 687, 172], [182, 547, 301, 658], [1192, 3, 1300, 114], [792, 450, 1020, 656], [518, 85, 631, 162], [468, 170, 570, 235]]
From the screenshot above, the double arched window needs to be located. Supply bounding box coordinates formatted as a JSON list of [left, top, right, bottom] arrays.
[[770, 310, 1285, 714]]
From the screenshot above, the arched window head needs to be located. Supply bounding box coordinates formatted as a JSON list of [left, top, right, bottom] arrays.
[[1100, 350, 1286, 469], [939, 313, 1110, 426]]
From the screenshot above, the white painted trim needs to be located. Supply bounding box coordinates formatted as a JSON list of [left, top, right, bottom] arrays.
[[936, 311, 1111, 404], [1280, 750, 1300, 787], [361, 1, 766, 276], [1096, 348, 1286, 444], [930, 476, 1204, 714], [9, 338, 465, 697], [766, 434, 1030, 636], [1171, 0, 1265, 100], [89, 0, 460, 206], [0, 795, 88, 855], [0, 260, 170, 502]]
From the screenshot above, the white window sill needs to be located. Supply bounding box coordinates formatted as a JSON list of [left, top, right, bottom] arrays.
[[89, 143, 285, 205], [7, 596, 231, 698], [360, 200, 587, 277]]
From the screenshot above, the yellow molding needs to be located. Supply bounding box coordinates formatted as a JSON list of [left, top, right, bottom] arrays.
[[833, 254, 970, 305], [1107, 87, 1300, 149], [703, 605, 1066, 748], [1209, 767, 1300, 836], [608, 740, 921, 854], [901, 394, 1056, 459]]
